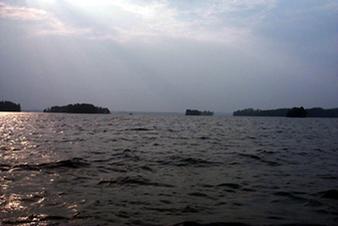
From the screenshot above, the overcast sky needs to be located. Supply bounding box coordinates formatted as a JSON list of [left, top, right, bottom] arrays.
[[0, 0, 337, 112]]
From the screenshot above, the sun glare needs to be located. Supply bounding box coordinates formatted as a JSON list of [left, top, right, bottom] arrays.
[[28, 0, 115, 8], [24, 0, 160, 24], [65, 0, 117, 7]]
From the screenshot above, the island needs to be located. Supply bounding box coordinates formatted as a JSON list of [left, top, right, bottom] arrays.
[[43, 103, 110, 114], [286, 107, 307, 118], [0, 101, 21, 112], [233, 107, 338, 118], [185, 109, 214, 116], [233, 108, 288, 117]]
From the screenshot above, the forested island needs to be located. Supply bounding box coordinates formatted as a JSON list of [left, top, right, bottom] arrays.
[[0, 101, 21, 112], [44, 103, 110, 114], [233, 107, 338, 118], [185, 109, 214, 116]]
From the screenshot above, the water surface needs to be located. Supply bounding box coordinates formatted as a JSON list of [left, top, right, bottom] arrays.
[[1, 113, 338, 225]]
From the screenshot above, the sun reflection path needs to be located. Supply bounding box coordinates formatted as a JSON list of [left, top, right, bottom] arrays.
[[0, 113, 70, 223], [4, 194, 26, 212], [0, 112, 58, 164]]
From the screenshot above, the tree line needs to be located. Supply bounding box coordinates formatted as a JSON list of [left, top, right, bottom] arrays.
[[0, 101, 21, 112], [233, 107, 338, 118]]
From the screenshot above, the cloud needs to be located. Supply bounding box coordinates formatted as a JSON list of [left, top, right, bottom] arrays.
[[0, 0, 334, 47], [0, 2, 89, 36], [190, 0, 277, 29], [57, 0, 256, 44], [84, 0, 277, 43], [207, 0, 276, 12], [324, 1, 338, 11], [0, 2, 48, 21], [0, 0, 260, 44]]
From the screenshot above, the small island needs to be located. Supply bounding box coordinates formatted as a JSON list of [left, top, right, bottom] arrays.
[[0, 101, 21, 112], [233, 107, 338, 118], [185, 109, 214, 116], [44, 103, 110, 114]]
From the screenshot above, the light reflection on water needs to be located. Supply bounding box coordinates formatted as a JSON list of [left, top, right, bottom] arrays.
[[4, 194, 26, 212], [0, 113, 338, 225]]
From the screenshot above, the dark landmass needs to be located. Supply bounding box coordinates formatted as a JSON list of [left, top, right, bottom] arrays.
[[233, 108, 289, 117], [0, 101, 21, 112], [233, 107, 338, 118], [286, 107, 307, 117], [185, 109, 214, 116], [306, 107, 338, 117], [43, 103, 110, 114]]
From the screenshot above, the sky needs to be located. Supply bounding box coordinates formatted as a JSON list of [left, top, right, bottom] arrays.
[[0, 0, 337, 112]]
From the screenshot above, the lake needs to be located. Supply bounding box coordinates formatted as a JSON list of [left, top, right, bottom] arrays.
[[1, 113, 338, 226]]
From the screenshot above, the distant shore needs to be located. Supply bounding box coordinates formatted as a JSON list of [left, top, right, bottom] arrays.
[[2, 100, 338, 118], [185, 109, 214, 116], [43, 103, 110, 114], [233, 107, 338, 118], [0, 101, 21, 112]]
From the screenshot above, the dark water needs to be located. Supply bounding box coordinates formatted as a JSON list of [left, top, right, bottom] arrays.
[[1, 113, 338, 226]]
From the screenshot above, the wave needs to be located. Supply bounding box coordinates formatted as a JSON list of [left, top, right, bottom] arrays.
[[317, 174, 338, 180], [238, 153, 280, 166], [143, 205, 205, 215], [318, 189, 338, 200], [157, 156, 221, 167], [173, 222, 326, 226], [217, 183, 241, 190], [188, 192, 211, 199], [173, 222, 251, 226], [1, 214, 70, 225], [272, 191, 308, 201], [111, 149, 141, 161], [0, 163, 10, 171], [1, 158, 89, 171], [127, 128, 152, 131], [98, 175, 174, 188]]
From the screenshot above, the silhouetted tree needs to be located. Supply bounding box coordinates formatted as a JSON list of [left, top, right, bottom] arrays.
[[185, 109, 213, 116], [0, 101, 21, 112], [233, 107, 338, 118], [44, 103, 110, 114], [306, 107, 338, 117], [286, 107, 307, 117], [233, 108, 288, 117]]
